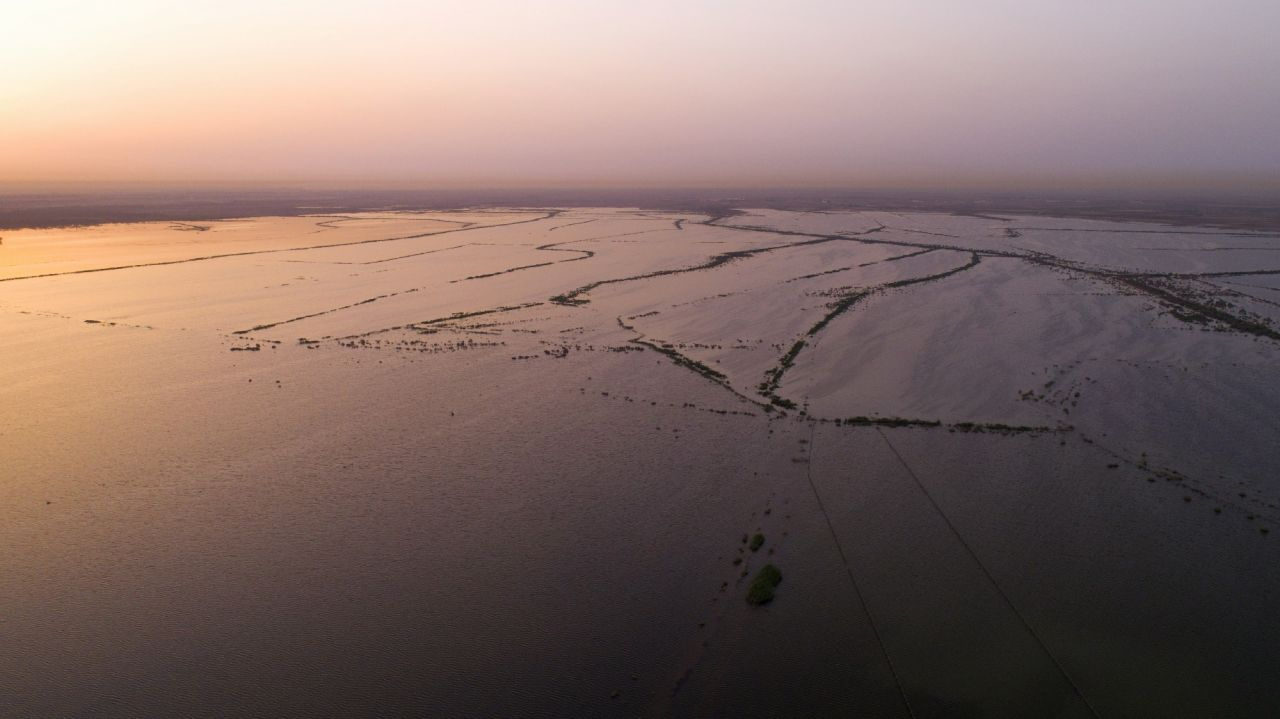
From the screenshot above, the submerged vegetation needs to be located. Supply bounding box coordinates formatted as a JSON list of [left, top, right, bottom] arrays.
[[949, 421, 1057, 434], [616, 318, 727, 382], [759, 339, 808, 395], [839, 416, 942, 429], [755, 253, 983, 405], [830, 416, 1064, 435], [549, 233, 853, 306]]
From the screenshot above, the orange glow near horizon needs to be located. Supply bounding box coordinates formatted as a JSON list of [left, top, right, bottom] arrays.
[[3, 1, 1278, 189]]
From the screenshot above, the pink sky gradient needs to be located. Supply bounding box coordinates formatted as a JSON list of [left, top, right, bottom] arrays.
[[3, 1, 1277, 188]]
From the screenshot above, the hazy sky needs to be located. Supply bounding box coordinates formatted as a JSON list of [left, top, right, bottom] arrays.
[[3, 1, 1278, 188]]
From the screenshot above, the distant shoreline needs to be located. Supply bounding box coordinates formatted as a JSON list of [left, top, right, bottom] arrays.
[[2, 187, 1278, 232]]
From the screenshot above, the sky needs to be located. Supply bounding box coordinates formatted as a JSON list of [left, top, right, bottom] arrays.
[[2, 0, 1278, 189]]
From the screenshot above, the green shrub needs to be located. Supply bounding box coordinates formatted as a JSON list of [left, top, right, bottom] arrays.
[[746, 564, 783, 605]]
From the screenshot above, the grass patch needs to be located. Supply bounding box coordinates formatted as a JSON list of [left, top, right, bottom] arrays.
[[749, 533, 765, 552]]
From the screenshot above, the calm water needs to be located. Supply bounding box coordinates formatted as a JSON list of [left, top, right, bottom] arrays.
[[2, 209, 1277, 716]]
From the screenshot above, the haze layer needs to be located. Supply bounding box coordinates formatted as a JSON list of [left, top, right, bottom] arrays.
[[4, 1, 1279, 187]]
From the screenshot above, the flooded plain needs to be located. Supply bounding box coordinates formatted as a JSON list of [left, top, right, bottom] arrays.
[[1, 208, 1278, 717]]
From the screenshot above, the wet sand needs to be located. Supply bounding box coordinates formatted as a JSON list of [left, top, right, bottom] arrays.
[[1, 207, 1277, 716]]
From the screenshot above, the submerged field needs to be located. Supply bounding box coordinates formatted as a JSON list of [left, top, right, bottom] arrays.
[[1, 207, 1278, 716]]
